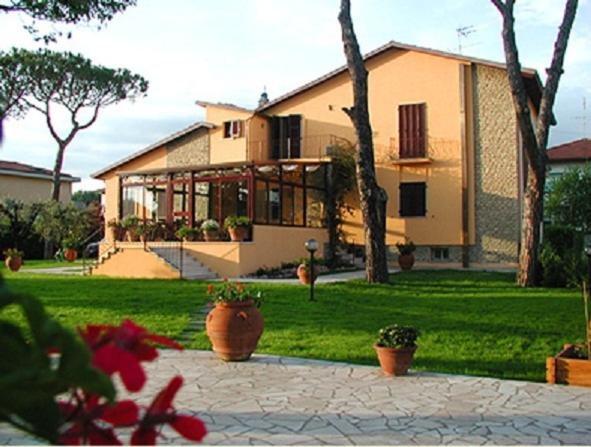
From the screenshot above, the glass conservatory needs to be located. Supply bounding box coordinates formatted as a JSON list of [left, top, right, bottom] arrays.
[[118, 160, 330, 230]]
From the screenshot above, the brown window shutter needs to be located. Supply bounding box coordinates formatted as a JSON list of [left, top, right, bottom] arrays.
[[398, 103, 426, 158]]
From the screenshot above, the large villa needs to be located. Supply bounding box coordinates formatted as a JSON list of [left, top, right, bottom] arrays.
[[91, 40, 545, 279]]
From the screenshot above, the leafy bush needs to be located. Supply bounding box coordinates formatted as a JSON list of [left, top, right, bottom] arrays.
[[540, 225, 586, 287], [206, 279, 263, 307], [395, 239, 416, 255], [34, 201, 98, 249], [376, 325, 420, 349], [0, 199, 45, 258], [3, 248, 24, 258]]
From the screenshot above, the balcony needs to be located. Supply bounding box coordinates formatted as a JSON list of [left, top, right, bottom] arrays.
[[375, 137, 435, 165], [247, 134, 351, 161]]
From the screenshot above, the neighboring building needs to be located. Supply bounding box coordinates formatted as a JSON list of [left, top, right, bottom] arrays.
[[547, 138, 591, 182], [0, 160, 80, 203], [92, 40, 545, 279]]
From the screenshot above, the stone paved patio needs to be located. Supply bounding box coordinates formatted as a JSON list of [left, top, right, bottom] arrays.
[[2, 350, 590, 445]]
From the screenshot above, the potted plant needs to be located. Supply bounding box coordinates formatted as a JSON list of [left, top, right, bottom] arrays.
[[3, 248, 24, 272], [224, 215, 251, 242], [176, 225, 200, 242], [205, 280, 264, 361], [200, 219, 220, 242], [135, 222, 148, 243], [374, 324, 420, 376], [62, 238, 78, 262], [121, 216, 140, 242], [296, 257, 322, 285], [547, 283, 591, 387], [396, 239, 416, 271], [107, 219, 125, 241], [146, 221, 164, 241]]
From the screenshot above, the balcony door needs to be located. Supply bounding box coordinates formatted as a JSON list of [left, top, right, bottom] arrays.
[[270, 115, 301, 159]]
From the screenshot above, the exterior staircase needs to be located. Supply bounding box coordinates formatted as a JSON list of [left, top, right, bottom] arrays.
[[150, 247, 217, 280]]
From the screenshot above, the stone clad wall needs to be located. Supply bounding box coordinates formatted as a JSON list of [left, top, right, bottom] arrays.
[[166, 128, 210, 168], [470, 64, 520, 264]]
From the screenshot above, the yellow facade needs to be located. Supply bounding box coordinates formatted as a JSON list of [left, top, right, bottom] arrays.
[[0, 174, 74, 203], [94, 42, 535, 276]]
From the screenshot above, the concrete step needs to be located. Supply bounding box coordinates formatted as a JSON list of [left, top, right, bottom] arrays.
[[151, 248, 217, 280]]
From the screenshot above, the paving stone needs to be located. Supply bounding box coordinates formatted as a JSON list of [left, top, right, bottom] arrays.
[[2, 349, 591, 445]]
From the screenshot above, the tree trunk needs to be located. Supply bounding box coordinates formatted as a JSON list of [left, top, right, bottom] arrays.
[[491, 0, 578, 286], [518, 165, 545, 286], [50, 143, 67, 202], [338, 0, 389, 283]]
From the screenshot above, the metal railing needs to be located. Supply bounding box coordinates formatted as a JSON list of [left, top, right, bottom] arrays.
[[247, 134, 351, 161], [146, 241, 184, 279], [374, 137, 459, 164]]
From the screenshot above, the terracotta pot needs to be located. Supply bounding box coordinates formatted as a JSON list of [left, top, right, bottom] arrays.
[[297, 264, 317, 285], [398, 253, 415, 271], [228, 226, 249, 242], [126, 229, 139, 242], [64, 248, 78, 262], [374, 344, 417, 376], [5, 256, 22, 272], [203, 230, 219, 242], [206, 300, 264, 361]]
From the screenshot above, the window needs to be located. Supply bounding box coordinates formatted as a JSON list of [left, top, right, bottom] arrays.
[[270, 115, 301, 159], [223, 120, 244, 139], [431, 247, 449, 261], [399, 182, 426, 217], [398, 103, 426, 158]]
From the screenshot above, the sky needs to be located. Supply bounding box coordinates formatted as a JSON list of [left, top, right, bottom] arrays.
[[0, 0, 589, 191]]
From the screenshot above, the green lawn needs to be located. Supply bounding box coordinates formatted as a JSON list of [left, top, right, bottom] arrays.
[[1, 267, 585, 382]]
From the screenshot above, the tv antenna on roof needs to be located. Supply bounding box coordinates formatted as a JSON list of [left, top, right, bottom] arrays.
[[456, 25, 475, 54], [574, 97, 588, 136]]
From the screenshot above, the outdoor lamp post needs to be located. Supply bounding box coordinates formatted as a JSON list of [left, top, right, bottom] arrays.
[[305, 238, 319, 301]]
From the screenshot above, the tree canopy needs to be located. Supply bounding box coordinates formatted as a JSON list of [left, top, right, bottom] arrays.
[[546, 164, 591, 233]]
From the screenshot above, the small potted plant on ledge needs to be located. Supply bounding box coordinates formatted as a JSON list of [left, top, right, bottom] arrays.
[[396, 239, 416, 271], [201, 219, 220, 242], [374, 324, 420, 376], [3, 248, 24, 272], [62, 238, 78, 262], [205, 280, 264, 361], [224, 215, 251, 242], [107, 219, 125, 241], [176, 224, 201, 242], [121, 215, 140, 242], [224, 216, 252, 242]]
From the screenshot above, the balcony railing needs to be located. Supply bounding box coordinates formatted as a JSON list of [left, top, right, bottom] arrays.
[[374, 137, 459, 164], [247, 134, 351, 161]]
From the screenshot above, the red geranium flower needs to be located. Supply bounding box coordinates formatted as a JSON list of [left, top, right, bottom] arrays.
[[58, 396, 139, 445], [79, 320, 183, 392], [131, 376, 207, 445]]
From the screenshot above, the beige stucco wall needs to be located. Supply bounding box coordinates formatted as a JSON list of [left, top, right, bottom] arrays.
[[469, 64, 520, 264], [0, 174, 73, 203], [204, 107, 252, 164], [185, 225, 328, 277], [92, 246, 179, 279], [265, 49, 466, 247]]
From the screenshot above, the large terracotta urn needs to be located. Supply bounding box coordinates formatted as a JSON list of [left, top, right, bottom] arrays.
[[206, 300, 264, 361], [397, 254, 415, 271], [374, 345, 417, 376], [5, 256, 22, 272], [64, 248, 78, 262]]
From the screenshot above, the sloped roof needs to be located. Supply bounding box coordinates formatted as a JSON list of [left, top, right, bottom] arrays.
[[0, 160, 79, 182], [92, 121, 215, 179], [195, 100, 253, 113], [257, 40, 544, 114], [547, 138, 591, 162]]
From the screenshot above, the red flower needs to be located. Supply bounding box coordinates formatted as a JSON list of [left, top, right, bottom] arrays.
[[58, 396, 139, 445], [79, 320, 183, 392], [131, 376, 207, 445]]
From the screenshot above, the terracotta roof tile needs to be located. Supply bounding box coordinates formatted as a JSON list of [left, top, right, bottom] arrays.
[[0, 160, 77, 181], [547, 138, 591, 162]]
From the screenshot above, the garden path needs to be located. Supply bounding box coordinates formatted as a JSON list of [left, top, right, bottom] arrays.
[[2, 350, 588, 445]]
